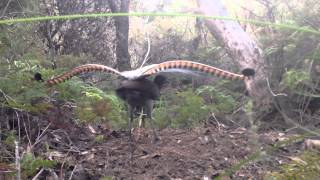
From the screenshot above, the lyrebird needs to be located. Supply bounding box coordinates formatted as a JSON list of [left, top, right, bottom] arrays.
[[44, 60, 254, 141]]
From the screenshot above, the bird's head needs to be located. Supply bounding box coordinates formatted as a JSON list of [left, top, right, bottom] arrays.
[[153, 75, 168, 89]]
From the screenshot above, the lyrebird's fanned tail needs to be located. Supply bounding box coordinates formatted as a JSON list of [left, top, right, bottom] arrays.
[[46, 60, 248, 86], [46, 64, 121, 85], [142, 60, 245, 80]]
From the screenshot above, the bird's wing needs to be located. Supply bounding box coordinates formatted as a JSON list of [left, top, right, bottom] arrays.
[[141, 60, 246, 80], [46, 64, 122, 85]]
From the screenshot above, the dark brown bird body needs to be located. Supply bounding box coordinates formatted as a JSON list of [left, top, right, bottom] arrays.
[[116, 78, 161, 104], [116, 76, 166, 140]]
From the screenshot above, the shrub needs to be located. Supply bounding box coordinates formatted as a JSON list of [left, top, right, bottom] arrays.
[[267, 150, 320, 180], [281, 69, 310, 90], [196, 85, 236, 114], [153, 86, 237, 128], [21, 152, 56, 177], [60, 81, 127, 128]]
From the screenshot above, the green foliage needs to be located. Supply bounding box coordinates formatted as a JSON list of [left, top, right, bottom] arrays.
[[54, 80, 86, 101], [0, 52, 126, 127], [0, 30, 10, 55], [21, 152, 56, 176], [57, 81, 127, 128], [244, 99, 253, 113], [0, 30, 54, 112], [0, 65, 51, 113], [154, 89, 208, 128], [172, 89, 209, 128], [0, 56, 126, 128], [94, 135, 105, 143], [267, 150, 320, 180], [3, 131, 17, 148], [309, 51, 320, 62], [13, 47, 47, 69], [196, 85, 236, 114], [153, 97, 171, 128], [154, 86, 237, 128], [282, 70, 310, 90], [100, 177, 113, 180]]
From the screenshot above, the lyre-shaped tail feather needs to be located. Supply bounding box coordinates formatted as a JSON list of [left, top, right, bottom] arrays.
[[46, 64, 121, 85], [142, 60, 245, 80]]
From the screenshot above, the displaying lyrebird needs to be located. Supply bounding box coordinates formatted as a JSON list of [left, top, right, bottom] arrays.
[[44, 60, 254, 141]]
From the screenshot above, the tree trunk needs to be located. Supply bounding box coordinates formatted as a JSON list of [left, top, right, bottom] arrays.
[[196, 0, 271, 110], [108, 0, 131, 71]]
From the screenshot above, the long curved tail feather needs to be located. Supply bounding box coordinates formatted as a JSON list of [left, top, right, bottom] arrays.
[[142, 60, 245, 80], [46, 64, 121, 85]]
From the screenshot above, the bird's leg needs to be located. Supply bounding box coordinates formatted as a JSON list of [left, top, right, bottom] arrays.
[[149, 117, 159, 143], [136, 108, 145, 141], [140, 112, 146, 128], [145, 100, 159, 142], [128, 105, 134, 142], [128, 105, 136, 160]]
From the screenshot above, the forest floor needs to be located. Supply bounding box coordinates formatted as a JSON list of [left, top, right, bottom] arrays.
[[28, 122, 306, 180]]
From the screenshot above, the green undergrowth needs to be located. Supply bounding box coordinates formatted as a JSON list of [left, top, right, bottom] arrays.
[[266, 150, 320, 180], [0, 58, 127, 128], [43, 76, 127, 128], [71, 82, 127, 128], [281, 69, 310, 90], [154, 84, 238, 128], [0, 131, 56, 178], [0, 60, 52, 113], [21, 152, 56, 177], [1, 58, 239, 129], [2, 130, 17, 151]]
